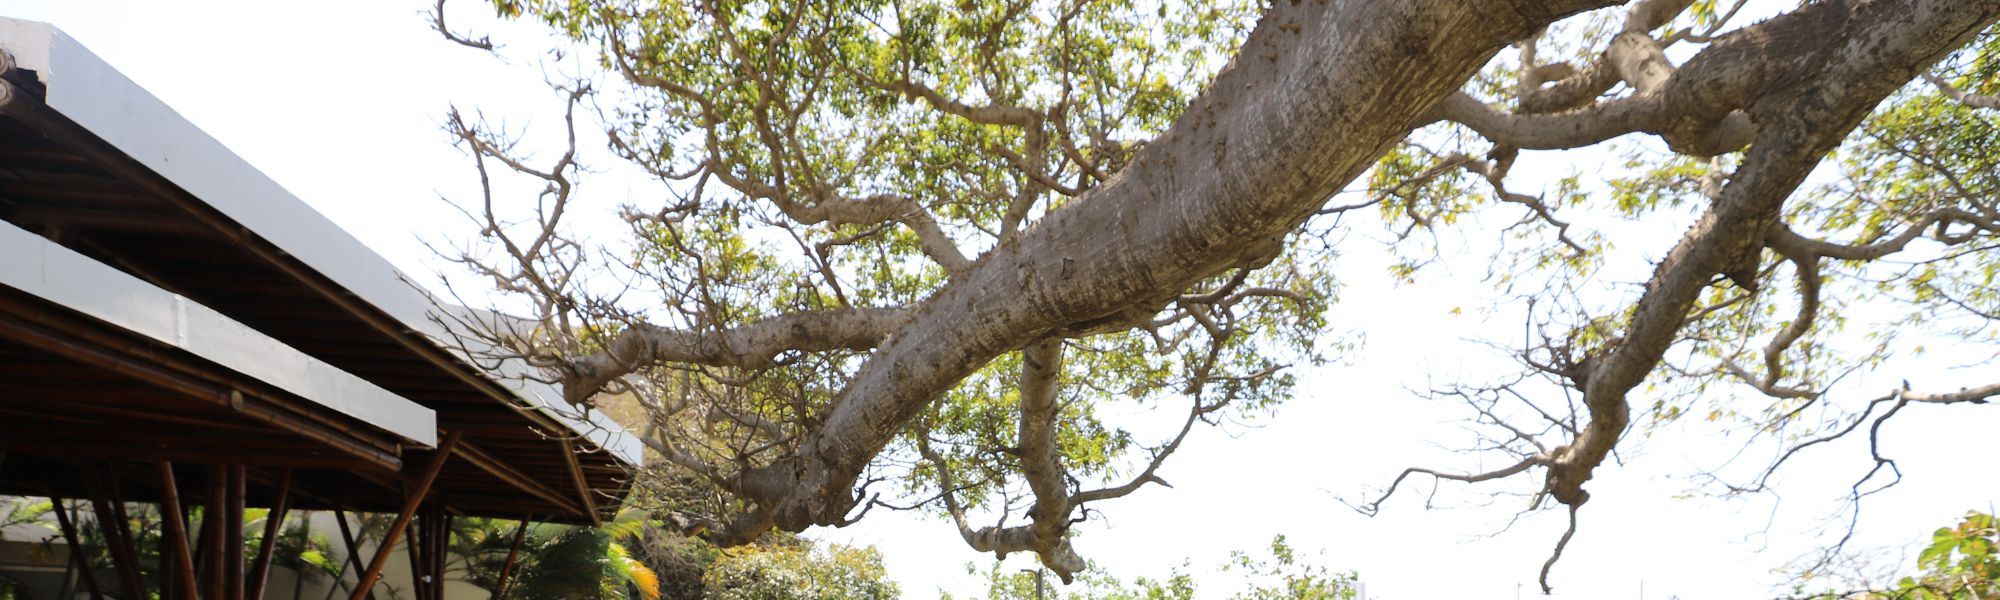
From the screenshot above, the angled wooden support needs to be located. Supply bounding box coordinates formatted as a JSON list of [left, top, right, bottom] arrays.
[[247, 468, 293, 600], [333, 510, 376, 600], [350, 431, 461, 600], [157, 462, 201, 600], [491, 516, 530, 600], [50, 497, 104, 600], [84, 468, 146, 599], [157, 507, 178, 600], [104, 475, 148, 599], [557, 438, 601, 526]]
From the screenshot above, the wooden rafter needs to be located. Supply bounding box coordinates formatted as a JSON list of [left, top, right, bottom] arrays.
[[557, 437, 601, 526]]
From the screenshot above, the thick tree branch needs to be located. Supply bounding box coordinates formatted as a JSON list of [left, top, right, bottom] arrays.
[[1447, 0, 1756, 155], [1541, 0, 2000, 510], [1011, 340, 1087, 581], [562, 307, 911, 405], [1434, 91, 1670, 151], [738, 0, 1627, 534]]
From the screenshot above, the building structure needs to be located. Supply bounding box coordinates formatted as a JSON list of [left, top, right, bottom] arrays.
[[0, 17, 638, 600]]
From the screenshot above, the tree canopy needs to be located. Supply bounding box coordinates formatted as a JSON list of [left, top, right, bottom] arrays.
[[430, 0, 2000, 592]]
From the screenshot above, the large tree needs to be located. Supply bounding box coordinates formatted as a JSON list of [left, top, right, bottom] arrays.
[[431, 0, 2000, 591]]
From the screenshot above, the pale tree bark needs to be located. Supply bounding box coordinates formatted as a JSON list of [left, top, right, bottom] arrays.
[[1354, 0, 2000, 590], [722, 0, 1630, 548], [1544, 0, 2000, 511]]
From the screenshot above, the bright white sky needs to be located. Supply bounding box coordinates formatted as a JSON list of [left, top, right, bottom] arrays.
[[1, 1, 1994, 598]]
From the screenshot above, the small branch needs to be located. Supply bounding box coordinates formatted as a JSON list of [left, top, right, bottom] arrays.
[[1766, 208, 1996, 262], [1455, 150, 1589, 255], [1351, 457, 1546, 517], [1539, 504, 1580, 594], [781, 193, 973, 274], [1069, 392, 1217, 506], [1923, 73, 2000, 110], [431, 0, 495, 51]]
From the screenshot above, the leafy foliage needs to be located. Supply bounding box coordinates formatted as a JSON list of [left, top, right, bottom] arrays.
[[701, 539, 897, 600], [449, 512, 896, 600], [1792, 511, 1999, 599]]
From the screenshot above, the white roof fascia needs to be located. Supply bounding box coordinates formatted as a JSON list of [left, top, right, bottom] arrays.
[[0, 220, 437, 445], [0, 18, 639, 463]]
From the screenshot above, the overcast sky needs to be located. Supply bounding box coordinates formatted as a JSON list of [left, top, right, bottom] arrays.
[[1, 1, 1994, 598]]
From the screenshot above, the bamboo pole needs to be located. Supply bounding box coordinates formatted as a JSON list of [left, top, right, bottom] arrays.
[[246, 468, 293, 600], [158, 462, 201, 600], [50, 497, 103, 600], [331, 511, 375, 600], [85, 470, 145, 599], [225, 465, 247, 600], [349, 432, 461, 600], [491, 517, 530, 600]]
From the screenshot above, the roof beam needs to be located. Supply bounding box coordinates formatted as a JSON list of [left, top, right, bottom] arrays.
[[451, 438, 586, 517], [558, 437, 602, 526]]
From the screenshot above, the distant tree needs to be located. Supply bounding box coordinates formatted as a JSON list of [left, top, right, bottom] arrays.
[[0, 497, 49, 599], [700, 537, 898, 600], [1792, 511, 1998, 599], [958, 535, 1355, 600]]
